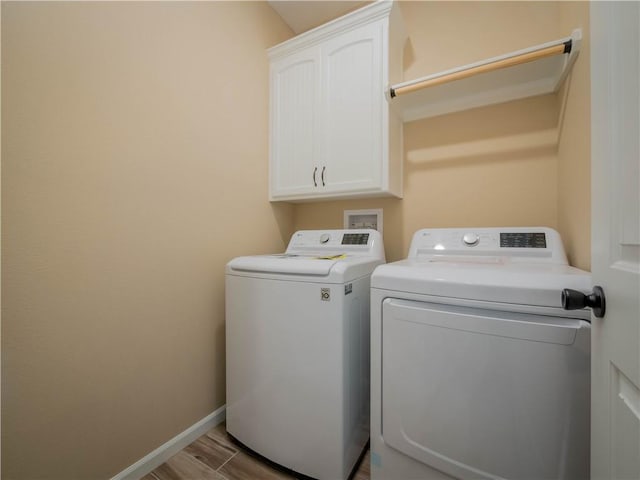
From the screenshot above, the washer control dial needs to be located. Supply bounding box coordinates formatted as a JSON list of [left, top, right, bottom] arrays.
[[462, 232, 480, 246], [320, 233, 331, 244]]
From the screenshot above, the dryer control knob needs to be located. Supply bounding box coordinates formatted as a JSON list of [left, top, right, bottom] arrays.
[[462, 233, 479, 246], [320, 233, 331, 244]]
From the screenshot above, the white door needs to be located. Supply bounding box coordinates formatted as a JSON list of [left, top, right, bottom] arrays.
[[590, 3, 640, 479], [321, 21, 383, 194], [270, 49, 321, 199]]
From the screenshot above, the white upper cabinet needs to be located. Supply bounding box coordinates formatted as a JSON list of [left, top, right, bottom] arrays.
[[270, 50, 320, 198], [322, 22, 383, 195], [269, 1, 405, 202]]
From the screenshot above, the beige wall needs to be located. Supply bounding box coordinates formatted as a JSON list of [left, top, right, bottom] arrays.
[[296, 1, 573, 262], [1, 2, 293, 478], [558, 2, 591, 270]]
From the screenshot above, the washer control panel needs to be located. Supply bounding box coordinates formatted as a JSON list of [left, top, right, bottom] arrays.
[[499, 232, 547, 248], [285, 229, 385, 260], [342, 233, 370, 245]]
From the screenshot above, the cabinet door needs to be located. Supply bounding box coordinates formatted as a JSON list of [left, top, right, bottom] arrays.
[[321, 21, 383, 194], [270, 49, 320, 199]]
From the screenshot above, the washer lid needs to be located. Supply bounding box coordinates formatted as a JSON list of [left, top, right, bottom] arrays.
[[371, 259, 592, 310], [226, 253, 383, 283], [227, 254, 339, 276], [226, 228, 386, 283]]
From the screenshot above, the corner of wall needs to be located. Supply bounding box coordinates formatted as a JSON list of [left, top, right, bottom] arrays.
[[556, 1, 591, 271]]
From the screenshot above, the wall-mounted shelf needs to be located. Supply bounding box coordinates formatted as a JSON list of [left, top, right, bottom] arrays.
[[389, 29, 582, 122]]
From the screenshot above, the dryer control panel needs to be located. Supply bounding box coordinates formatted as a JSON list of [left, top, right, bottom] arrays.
[[408, 227, 567, 264]]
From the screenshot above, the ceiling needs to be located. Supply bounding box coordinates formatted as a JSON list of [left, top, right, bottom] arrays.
[[267, 1, 370, 35]]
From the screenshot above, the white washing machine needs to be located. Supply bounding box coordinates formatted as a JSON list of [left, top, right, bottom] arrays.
[[370, 227, 591, 480], [226, 229, 385, 480]]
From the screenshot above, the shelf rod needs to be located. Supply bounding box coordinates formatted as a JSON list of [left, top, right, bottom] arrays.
[[390, 40, 572, 98]]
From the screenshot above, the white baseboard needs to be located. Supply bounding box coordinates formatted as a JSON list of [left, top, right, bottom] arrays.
[[111, 404, 226, 480]]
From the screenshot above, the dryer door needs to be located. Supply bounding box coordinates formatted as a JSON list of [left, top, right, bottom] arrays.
[[381, 298, 590, 480]]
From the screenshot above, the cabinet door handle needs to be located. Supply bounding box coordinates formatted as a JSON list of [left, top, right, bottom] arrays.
[[321, 166, 326, 186], [313, 167, 318, 187]]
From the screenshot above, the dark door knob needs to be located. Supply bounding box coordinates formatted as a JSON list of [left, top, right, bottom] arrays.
[[561, 286, 606, 318]]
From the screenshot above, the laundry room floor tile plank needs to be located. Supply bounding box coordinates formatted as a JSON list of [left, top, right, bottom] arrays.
[[142, 450, 219, 480], [204, 422, 237, 450], [143, 421, 370, 480], [218, 451, 296, 480], [183, 432, 237, 470], [353, 451, 371, 480]]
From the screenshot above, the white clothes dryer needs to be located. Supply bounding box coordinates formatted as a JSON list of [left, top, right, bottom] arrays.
[[226, 229, 385, 480], [370, 227, 591, 480]]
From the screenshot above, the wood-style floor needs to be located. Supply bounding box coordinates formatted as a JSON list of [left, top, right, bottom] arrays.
[[142, 422, 370, 480]]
